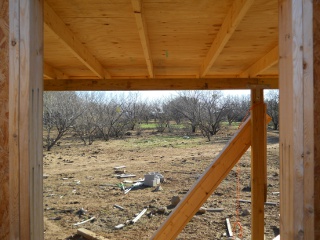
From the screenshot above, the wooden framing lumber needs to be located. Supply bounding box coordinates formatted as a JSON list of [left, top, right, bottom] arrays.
[[131, 0, 154, 78], [8, 0, 44, 239], [77, 228, 108, 240], [314, 1, 320, 238], [43, 62, 68, 79], [0, 0, 9, 238], [44, 78, 278, 91], [73, 216, 96, 226], [151, 115, 271, 239], [240, 46, 279, 78], [250, 88, 266, 240], [43, 1, 110, 79], [199, 0, 254, 77], [279, 0, 314, 238]]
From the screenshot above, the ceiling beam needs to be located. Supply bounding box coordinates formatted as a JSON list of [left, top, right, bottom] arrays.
[[200, 0, 254, 77], [239, 45, 279, 77], [44, 1, 110, 79], [131, 0, 154, 78], [43, 62, 68, 79], [44, 78, 278, 91]]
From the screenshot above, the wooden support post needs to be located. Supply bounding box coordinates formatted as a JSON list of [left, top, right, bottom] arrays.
[[279, 0, 314, 238], [8, 0, 44, 239], [0, 0, 10, 239], [250, 88, 266, 240], [314, 1, 320, 238]]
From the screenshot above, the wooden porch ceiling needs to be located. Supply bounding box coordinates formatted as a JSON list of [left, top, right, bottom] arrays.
[[43, 0, 279, 90]]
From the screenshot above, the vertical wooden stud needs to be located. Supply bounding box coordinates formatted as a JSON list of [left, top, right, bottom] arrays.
[[279, 0, 314, 238], [9, 0, 44, 239], [0, 0, 10, 239], [314, 0, 320, 238], [250, 88, 266, 240]]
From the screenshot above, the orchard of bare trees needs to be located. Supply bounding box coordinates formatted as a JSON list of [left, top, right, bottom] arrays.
[[43, 90, 279, 150]]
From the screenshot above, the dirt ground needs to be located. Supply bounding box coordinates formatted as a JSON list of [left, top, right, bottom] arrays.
[[43, 126, 280, 240]]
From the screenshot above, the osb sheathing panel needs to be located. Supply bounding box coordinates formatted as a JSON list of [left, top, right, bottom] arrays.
[[314, 0, 320, 237], [0, 0, 9, 239]]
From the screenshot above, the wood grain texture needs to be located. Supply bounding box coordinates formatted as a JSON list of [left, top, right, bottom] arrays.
[[199, 0, 254, 77], [9, 0, 44, 239], [240, 45, 279, 77], [44, 1, 109, 79], [9, 0, 21, 238], [43, 0, 279, 79], [44, 77, 278, 91], [250, 89, 266, 240], [302, 0, 314, 239], [0, 0, 9, 239], [43, 62, 68, 79], [314, 0, 320, 238], [131, 0, 154, 78], [279, 0, 314, 238]]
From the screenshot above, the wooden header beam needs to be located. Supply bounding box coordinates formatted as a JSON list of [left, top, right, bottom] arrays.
[[44, 77, 278, 91], [199, 0, 254, 77], [131, 0, 154, 78], [240, 45, 279, 77], [44, 1, 110, 79]]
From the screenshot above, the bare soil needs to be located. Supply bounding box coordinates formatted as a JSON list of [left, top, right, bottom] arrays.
[[43, 126, 280, 240]]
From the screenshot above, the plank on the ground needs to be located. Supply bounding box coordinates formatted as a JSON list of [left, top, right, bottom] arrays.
[[226, 218, 233, 237], [77, 228, 108, 240], [114, 166, 126, 169]]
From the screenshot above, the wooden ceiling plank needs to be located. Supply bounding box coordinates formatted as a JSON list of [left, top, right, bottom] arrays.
[[43, 1, 110, 79], [239, 45, 279, 77], [200, 0, 254, 77], [43, 62, 68, 79], [131, 0, 154, 78], [44, 78, 278, 91]]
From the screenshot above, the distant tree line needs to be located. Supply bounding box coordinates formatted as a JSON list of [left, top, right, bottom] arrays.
[[43, 90, 279, 150]]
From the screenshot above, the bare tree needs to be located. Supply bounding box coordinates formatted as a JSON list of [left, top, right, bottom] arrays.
[[198, 91, 227, 141], [166, 91, 202, 133], [43, 92, 82, 151], [123, 92, 146, 131], [266, 90, 279, 130], [162, 97, 184, 125], [94, 94, 127, 141], [72, 92, 102, 145], [224, 95, 250, 125]]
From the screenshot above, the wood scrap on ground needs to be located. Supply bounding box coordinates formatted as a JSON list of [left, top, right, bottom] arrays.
[[239, 199, 279, 206], [131, 208, 148, 223], [114, 223, 125, 229], [202, 207, 224, 212], [114, 204, 125, 210], [114, 208, 148, 230], [115, 174, 136, 178], [77, 228, 108, 240], [73, 216, 96, 226], [226, 218, 233, 237], [124, 182, 144, 194], [114, 166, 126, 169]]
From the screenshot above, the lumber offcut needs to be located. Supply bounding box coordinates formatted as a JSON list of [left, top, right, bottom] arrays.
[[77, 228, 108, 240]]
